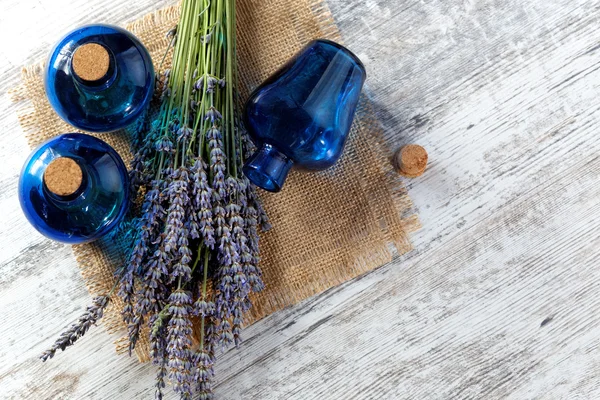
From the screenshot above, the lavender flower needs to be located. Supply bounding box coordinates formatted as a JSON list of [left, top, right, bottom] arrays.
[[194, 76, 204, 91], [156, 137, 174, 153], [238, 228, 259, 292], [166, 290, 194, 399], [208, 126, 227, 200], [243, 180, 266, 293], [161, 87, 172, 101], [217, 220, 239, 268], [161, 167, 174, 188], [226, 181, 251, 346], [231, 303, 245, 347], [168, 123, 180, 137], [160, 69, 172, 101], [165, 166, 193, 285], [213, 212, 236, 351], [194, 298, 216, 317], [40, 296, 110, 361], [200, 32, 212, 44], [149, 314, 168, 400], [237, 177, 248, 207], [119, 182, 166, 324], [211, 181, 253, 350], [193, 349, 215, 399], [118, 265, 136, 325], [191, 158, 215, 248], [172, 228, 192, 283], [240, 129, 256, 160], [193, 319, 219, 399], [155, 362, 167, 400], [205, 77, 218, 93], [205, 107, 222, 122], [129, 238, 169, 353], [248, 181, 272, 232], [145, 183, 167, 229], [177, 126, 193, 142], [217, 318, 234, 350], [186, 206, 200, 240], [165, 167, 190, 253], [213, 203, 226, 239], [129, 145, 151, 194], [166, 27, 177, 39]]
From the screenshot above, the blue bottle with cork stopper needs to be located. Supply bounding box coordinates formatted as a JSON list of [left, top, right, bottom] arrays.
[[243, 39, 366, 192], [18, 133, 129, 243], [45, 24, 154, 132]]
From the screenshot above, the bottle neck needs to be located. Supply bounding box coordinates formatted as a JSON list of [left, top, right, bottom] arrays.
[[243, 144, 293, 193]]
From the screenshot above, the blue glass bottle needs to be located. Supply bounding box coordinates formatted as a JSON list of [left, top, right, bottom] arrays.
[[45, 24, 154, 132], [243, 39, 366, 192], [19, 133, 129, 243]]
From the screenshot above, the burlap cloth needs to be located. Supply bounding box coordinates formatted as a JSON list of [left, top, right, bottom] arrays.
[[11, 0, 420, 362]]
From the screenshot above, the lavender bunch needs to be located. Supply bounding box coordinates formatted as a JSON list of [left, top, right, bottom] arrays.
[[41, 0, 271, 399]]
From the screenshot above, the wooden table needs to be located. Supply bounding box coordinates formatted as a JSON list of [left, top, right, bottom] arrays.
[[1, 0, 599, 398]]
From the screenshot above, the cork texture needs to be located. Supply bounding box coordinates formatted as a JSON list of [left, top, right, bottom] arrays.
[[72, 43, 110, 82], [11, 0, 420, 362], [395, 144, 428, 178], [43, 157, 83, 196]]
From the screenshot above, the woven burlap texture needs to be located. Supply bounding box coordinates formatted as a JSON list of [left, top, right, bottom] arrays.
[[12, 0, 420, 362]]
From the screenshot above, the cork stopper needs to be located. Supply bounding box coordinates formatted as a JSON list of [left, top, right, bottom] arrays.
[[72, 43, 110, 82], [394, 144, 428, 178], [43, 157, 83, 197]]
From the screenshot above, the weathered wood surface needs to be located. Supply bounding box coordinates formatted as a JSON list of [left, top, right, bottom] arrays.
[[1, 0, 600, 399]]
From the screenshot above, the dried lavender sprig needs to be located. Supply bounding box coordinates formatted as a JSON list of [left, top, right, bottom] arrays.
[[165, 167, 190, 255], [40, 295, 110, 362], [246, 180, 271, 232], [193, 349, 215, 400], [130, 119, 161, 194], [212, 193, 247, 350], [129, 236, 169, 354], [119, 182, 165, 325], [191, 158, 215, 249], [166, 290, 194, 398], [226, 179, 251, 346], [243, 178, 266, 292], [208, 126, 227, 201], [192, 250, 216, 399], [166, 167, 193, 285], [195, 317, 219, 399], [149, 313, 169, 400]]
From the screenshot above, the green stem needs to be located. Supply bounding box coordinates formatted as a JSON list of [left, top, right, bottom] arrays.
[[190, 243, 204, 275], [182, 0, 201, 126], [226, 0, 237, 177]]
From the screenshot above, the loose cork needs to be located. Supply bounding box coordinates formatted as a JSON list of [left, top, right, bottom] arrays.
[[394, 144, 428, 178], [72, 43, 110, 82], [43, 157, 83, 197]]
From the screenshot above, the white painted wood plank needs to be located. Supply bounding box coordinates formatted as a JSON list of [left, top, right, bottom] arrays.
[[1, 0, 600, 399]]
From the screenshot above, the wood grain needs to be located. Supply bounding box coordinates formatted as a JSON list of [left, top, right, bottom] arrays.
[[1, 0, 600, 399]]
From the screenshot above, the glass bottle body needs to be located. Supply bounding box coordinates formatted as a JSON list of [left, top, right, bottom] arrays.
[[45, 24, 154, 132], [19, 133, 129, 243], [243, 39, 366, 192]]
